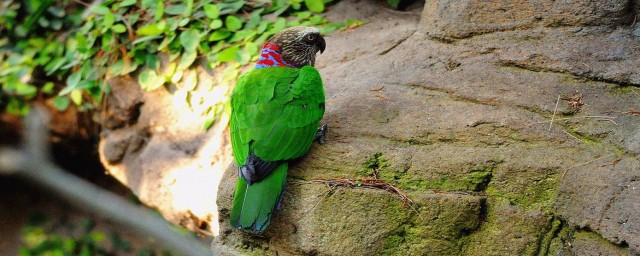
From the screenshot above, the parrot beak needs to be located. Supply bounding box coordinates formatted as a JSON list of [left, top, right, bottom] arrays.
[[316, 35, 326, 54]]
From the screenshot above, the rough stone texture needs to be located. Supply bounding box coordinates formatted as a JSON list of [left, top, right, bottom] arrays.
[[98, 66, 234, 235], [421, 0, 637, 40], [569, 231, 630, 256], [99, 0, 640, 255]]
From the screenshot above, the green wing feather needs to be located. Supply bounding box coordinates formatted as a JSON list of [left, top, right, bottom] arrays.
[[229, 66, 325, 231]]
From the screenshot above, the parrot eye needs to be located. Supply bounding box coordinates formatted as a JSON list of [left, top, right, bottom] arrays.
[[304, 34, 316, 43]]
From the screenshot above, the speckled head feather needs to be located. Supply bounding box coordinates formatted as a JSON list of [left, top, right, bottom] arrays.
[[256, 26, 325, 69]]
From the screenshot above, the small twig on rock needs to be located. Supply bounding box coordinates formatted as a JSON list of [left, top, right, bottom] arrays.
[[549, 95, 561, 131], [536, 115, 618, 124], [561, 93, 585, 113], [369, 85, 385, 91], [561, 153, 615, 179], [295, 178, 414, 206], [562, 130, 582, 143], [306, 188, 333, 215], [625, 110, 640, 116]]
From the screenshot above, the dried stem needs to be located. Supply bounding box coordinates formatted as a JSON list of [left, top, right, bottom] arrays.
[[0, 107, 211, 256], [549, 95, 560, 131], [295, 177, 414, 206]]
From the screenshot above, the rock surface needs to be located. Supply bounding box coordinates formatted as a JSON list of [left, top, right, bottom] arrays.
[[99, 0, 640, 255]]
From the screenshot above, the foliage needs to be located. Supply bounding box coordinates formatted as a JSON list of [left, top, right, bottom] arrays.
[[19, 214, 176, 256], [0, 0, 353, 118], [386, 0, 415, 10]]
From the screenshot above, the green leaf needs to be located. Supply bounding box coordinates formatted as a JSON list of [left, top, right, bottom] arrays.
[[89, 231, 106, 242], [132, 35, 162, 45], [208, 29, 230, 41], [178, 50, 197, 70], [171, 69, 183, 84], [70, 90, 83, 105], [203, 4, 220, 19], [102, 12, 115, 29], [136, 22, 166, 36], [139, 69, 157, 88], [257, 20, 269, 33], [66, 72, 81, 88], [41, 82, 55, 94], [154, 0, 164, 20], [228, 29, 256, 43], [225, 16, 243, 31], [218, 1, 244, 15], [6, 98, 29, 116], [236, 50, 251, 65], [184, 0, 194, 17], [217, 46, 239, 62], [157, 34, 176, 50], [38, 17, 50, 28], [146, 54, 160, 69], [270, 18, 286, 33], [121, 0, 136, 7], [138, 69, 165, 91], [45, 57, 66, 75], [203, 114, 216, 130], [178, 18, 190, 27], [179, 29, 201, 52], [165, 4, 186, 15], [52, 20, 64, 30], [304, 0, 324, 12], [297, 11, 312, 19], [183, 70, 198, 90], [15, 83, 38, 99], [108, 60, 125, 77], [52, 96, 70, 111], [91, 5, 110, 15], [48, 6, 66, 17], [209, 19, 223, 29], [244, 42, 259, 55], [112, 24, 127, 33], [162, 62, 177, 79]]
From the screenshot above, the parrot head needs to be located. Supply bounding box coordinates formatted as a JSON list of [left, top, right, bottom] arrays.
[[267, 26, 326, 68]]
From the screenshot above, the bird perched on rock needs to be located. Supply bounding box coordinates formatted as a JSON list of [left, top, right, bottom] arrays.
[[229, 26, 327, 231]]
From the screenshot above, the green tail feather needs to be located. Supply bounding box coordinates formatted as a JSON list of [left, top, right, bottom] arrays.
[[230, 163, 288, 231]]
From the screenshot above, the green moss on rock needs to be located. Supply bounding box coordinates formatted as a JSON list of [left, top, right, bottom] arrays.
[[486, 175, 558, 212]]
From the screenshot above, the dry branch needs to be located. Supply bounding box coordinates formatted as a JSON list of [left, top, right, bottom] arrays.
[[295, 177, 414, 206], [0, 107, 211, 256]]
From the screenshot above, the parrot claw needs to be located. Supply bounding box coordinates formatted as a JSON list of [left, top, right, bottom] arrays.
[[239, 164, 256, 185], [315, 124, 328, 144]]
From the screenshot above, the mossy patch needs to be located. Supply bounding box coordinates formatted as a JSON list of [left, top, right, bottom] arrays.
[[395, 163, 496, 192], [567, 230, 630, 255], [360, 152, 389, 177], [565, 128, 601, 146], [546, 221, 575, 255], [536, 217, 564, 255], [381, 194, 485, 255], [608, 85, 640, 95], [486, 175, 559, 212], [461, 199, 552, 255]]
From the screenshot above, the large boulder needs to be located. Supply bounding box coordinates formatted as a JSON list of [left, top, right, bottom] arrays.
[[99, 0, 640, 254], [421, 0, 637, 39]]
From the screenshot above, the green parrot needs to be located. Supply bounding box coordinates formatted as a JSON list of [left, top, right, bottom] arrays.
[[229, 26, 328, 231]]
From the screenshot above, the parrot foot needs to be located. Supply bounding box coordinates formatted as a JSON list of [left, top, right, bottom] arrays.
[[239, 154, 281, 185], [315, 124, 328, 144]]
